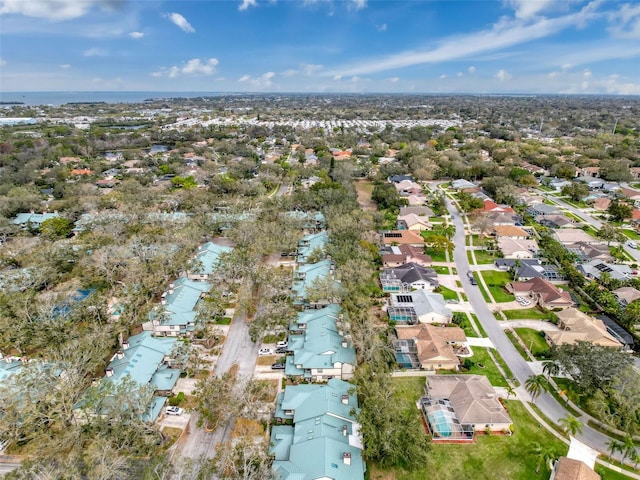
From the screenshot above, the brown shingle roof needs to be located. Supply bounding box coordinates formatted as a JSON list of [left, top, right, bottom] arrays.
[[493, 225, 530, 238], [382, 230, 425, 246], [508, 277, 573, 307], [553, 458, 601, 480], [396, 325, 465, 367]]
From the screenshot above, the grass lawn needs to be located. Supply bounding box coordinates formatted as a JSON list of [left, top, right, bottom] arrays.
[[506, 330, 530, 361], [514, 328, 551, 359], [477, 282, 492, 303], [444, 347, 508, 387], [503, 308, 550, 320], [425, 248, 447, 262], [474, 249, 501, 265], [371, 380, 568, 480], [432, 265, 450, 274], [480, 270, 515, 303], [595, 465, 637, 480], [622, 229, 640, 240], [436, 285, 458, 301], [467, 250, 475, 263], [470, 314, 487, 337]]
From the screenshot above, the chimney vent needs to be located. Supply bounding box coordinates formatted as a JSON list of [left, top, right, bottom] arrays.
[[343, 452, 351, 465], [342, 425, 348, 436], [341, 394, 349, 405], [106, 367, 114, 377]]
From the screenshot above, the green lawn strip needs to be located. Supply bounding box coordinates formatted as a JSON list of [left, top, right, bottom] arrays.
[[435, 285, 458, 300], [432, 265, 450, 274], [425, 248, 447, 262], [513, 328, 551, 359], [595, 464, 639, 480], [622, 229, 640, 240], [477, 282, 492, 303], [459, 314, 478, 338], [506, 330, 530, 361], [538, 185, 555, 192], [442, 347, 508, 387], [480, 270, 515, 303], [455, 280, 462, 288], [491, 349, 516, 385], [470, 313, 487, 337], [502, 308, 551, 320], [586, 420, 640, 446], [528, 403, 569, 439], [473, 249, 501, 265], [467, 249, 475, 263], [372, 396, 568, 480]]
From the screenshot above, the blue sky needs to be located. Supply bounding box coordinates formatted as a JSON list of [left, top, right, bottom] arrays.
[[1, 0, 639, 94]]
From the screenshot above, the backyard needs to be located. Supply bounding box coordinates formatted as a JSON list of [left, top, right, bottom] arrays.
[[480, 270, 515, 303], [441, 347, 508, 387], [370, 377, 568, 480], [502, 308, 552, 320], [425, 247, 448, 262], [514, 328, 551, 359], [435, 285, 458, 301]]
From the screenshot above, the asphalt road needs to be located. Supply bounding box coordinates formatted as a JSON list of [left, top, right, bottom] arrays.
[[178, 289, 257, 462], [447, 199, 629, 461]]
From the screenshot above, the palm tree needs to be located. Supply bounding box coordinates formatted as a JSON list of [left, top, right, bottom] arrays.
[[607, 439, 624, 458], [525, 374, 549, 400], [621, 434, 638, 463], [530, 442, 558, 474], [559, 414, 583, 437], [542, 360, 559, 379], [505, 385, 516, 400]]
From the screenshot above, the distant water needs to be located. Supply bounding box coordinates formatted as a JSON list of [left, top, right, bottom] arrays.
[[0, 91, 227, 106]]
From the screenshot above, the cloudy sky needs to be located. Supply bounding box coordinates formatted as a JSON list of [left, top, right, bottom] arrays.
[[1, 0, 639, 94]]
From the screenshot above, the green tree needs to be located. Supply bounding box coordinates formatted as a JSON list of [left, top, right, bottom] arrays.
[[561, 182, 589, 202], [559, 414, 584, 436], [596, 224, 625, 245], [525, 374, 549, 400], [607, 199, 633, 222], [39, 216, 73, 240]]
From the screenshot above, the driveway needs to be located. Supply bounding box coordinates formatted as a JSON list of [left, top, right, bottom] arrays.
[[447, 199, 629, 461]]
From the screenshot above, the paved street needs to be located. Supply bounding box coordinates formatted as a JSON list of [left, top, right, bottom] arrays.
[[447, 199, 628, 461]]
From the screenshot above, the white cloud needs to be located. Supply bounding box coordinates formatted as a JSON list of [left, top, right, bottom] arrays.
[[83, 47, 107, 57], [387, 76, 400, 83], [238, 72, 275, 88], [166, 12, 195, 33], [281, 69, 298, 77], [153, 58, 219, 78], [239, 0, 258, 11], [583, 69, 592, 77], [607, 3, 640, 38], [351, 75, 361, 82], [0, 0, 116, 21], [376, 23, 387, 32], [302, 64, 323, 75], [496, 69, 512, 81], [329, 2, 602, 76], [0, 58, 6, 67], [439, 74, 447, 79], [59, 63, 71, 69], [456, 72, 463, 77], [333, 74, 342, 80], [350, 0, 367, 10], [129, 31, 144, 39], [468, 65, 476, 73], [504, 0, 558, 19]]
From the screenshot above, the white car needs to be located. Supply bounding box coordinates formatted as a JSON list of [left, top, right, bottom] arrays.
[[165, 406, 183, 416], [515, 296, 524, 302], [276, 340, 288, 348], [258, 348, 274, 356], [628, 241, 638, 249]]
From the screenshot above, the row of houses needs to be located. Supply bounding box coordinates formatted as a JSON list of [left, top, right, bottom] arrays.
[[273, 226, 364, 480]]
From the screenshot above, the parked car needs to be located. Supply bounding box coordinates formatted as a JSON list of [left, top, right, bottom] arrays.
[[275, 347, 288, 354], [276, 340, 288, 348], [628, 241, 638, 249], [271, 363, 286, 370], [258, 348, 274, 356], [165, 406, 183, 416]]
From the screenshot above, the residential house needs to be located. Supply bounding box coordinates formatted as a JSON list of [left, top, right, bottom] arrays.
[[553, 229, 601, 246], [397, 213, 431, 231], [407, 194, 428, 206], [579, 166, 601, 178], [291, 259, 338, 308], [76, 331, 181, 422], [420, 375, 512, 441], [564, 242, 613, 263], [546, 308, 621, 348], [497, 237, 539, 259], [70, 168, 94, 176], [577, 260, 632, 282], [618, 187, 640, 206], [550, 458, 601, 480], [482, 199, 514, 213], [527, 203, 559, 217], [506, 277, 574, 309], [577, 177, 604, 190], [144, 277, 212, 336], [380, 263, 439, 292], [612, 286, 640, 306], [451, 179, 476, 189], [381, 244, 432, 268], [487, 211, 521, 226], [495, 259, 562, 281], [270, 379, 365, 480], [394, 179, 423, 196], [589, 197, 611, 211], [387, 290, 452, 325], [394, 324, 466, 371], [283, 211, 326, 232], [630, 167, 640, 179], [297, 231, 329, 264], [286, 306, 356, 381], [381, 230, 425, 247], [535, 214, 575, 229], [12, 211, 61, 228], [492, 225, 530, 240], [548, 178, 572, 190], [0, 355, 24, 383], [400, 206, 434, 218], [187, 241, 233, 281], [387, 174, 414, 184]]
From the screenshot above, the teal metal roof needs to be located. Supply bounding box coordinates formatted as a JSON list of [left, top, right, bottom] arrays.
[[12, 212, 61, 225], [142, 395, 167, 422], [291, 260, 333, 301], [151, 365, 181, 391], [191, 242, 232, 275], [275, 379, 358, 423], [297, 231, 329, 263], [0, 358, 24, 382], [104, 331, 177, 387], [164, 278, 211, 313]]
